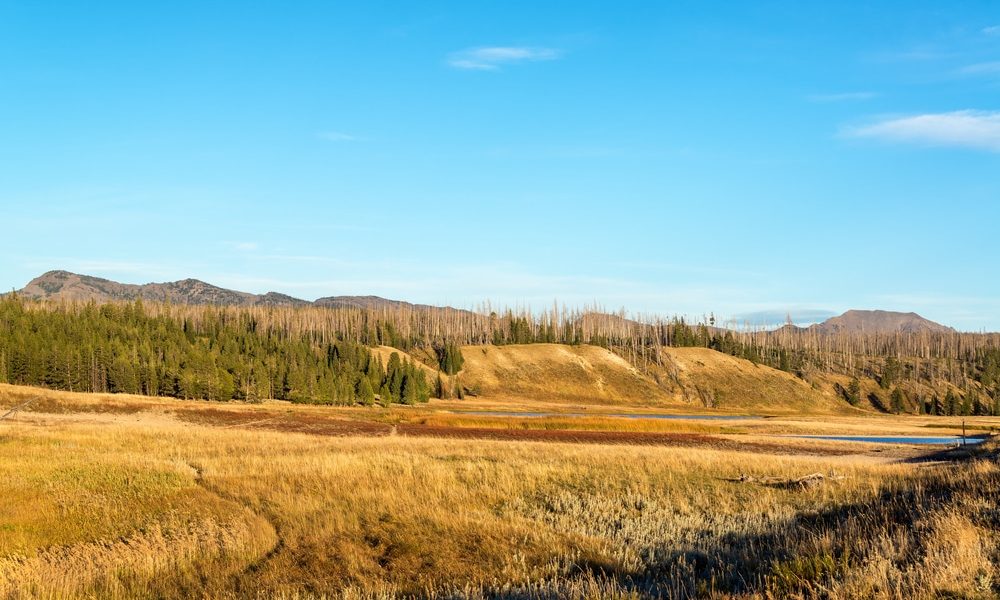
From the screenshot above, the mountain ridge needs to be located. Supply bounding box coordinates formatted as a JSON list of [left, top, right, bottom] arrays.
[[11, 271, 960, 332], [13, 270, 419, 310]]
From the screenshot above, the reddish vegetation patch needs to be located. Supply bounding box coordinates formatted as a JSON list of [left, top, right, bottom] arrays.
[[174, 408, 392, 436], [171, 406, 852, 455], [395, 425, 850, 454]]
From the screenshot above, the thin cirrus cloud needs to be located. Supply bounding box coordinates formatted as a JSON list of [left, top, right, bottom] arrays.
[[984, 25, 1000, 36], [318, 131, 362, 142], [844, 110, 1000, 152], [806, 91, 879, 102], [958, 62, 1000, 76], [447, 46, 561, 70]]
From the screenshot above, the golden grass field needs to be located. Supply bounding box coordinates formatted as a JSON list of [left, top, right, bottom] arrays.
[[2, 383, 999, 599]]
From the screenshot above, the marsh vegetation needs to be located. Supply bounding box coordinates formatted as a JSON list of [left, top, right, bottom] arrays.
[[1, 386, 998, 599]]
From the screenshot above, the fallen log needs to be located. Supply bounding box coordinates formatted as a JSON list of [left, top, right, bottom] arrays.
[[735, 471, 848, 489]]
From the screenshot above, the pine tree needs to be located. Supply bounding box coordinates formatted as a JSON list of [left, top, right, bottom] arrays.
[[960, 393, 972, 416], [387, 353, 403, 401], [890, 387, 904, 414], [436, 341, 465, 375], [357, 377, 375, 406], [400, 373, 417, 405], [846, 378, 862, 406], [944, 390, 958, 416], [881, 357, 901, 389], [378, 383, 393, 407], [435, 372, 447, 399]]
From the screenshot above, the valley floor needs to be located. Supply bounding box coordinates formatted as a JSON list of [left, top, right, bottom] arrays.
[[1, 384, 999, 599]]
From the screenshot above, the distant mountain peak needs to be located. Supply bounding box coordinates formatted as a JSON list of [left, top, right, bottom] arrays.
[[13, 270, 447, 312], [811, 309, 954, 334], [15, 270, 296, 306]]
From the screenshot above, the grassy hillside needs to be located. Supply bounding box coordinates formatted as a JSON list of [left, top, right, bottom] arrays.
[[456, 343, 672, 405], [656, 347, 856, 414], [451, 343, 856, 413]]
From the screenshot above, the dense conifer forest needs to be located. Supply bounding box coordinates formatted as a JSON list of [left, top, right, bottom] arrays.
[[0, 296, 430, 404], [1, 294, 999, 412]]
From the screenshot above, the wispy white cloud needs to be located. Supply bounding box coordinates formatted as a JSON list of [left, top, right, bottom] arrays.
[[447, 46, 561, 70], [984, 25, 1000, 36], [729, 308, 838, 328], [318, 131, 362, 142], [806, 91, 879, 102], [844, 110, 1000, 152], [870, 47, 955, 63], [958, 61, 1000, 76], [230, 242, 258, 251]]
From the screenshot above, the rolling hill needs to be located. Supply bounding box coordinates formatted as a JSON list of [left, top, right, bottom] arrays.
[[455, 343, 672, 405], [426, 343, 852, 413]]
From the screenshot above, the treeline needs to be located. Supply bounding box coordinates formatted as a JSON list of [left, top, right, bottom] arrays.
[[838, 372, 1000, 417], [4, 295, 1000, 409], [667, 321, 1000, 413], [0, 296, 430, 405]]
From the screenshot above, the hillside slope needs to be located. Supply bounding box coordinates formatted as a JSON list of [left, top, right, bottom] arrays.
[[655, 347, 851, 414], [451, 344, 853, 413], [456, 344, 670, 405]]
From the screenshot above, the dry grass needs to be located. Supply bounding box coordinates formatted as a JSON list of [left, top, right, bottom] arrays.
[[1, 385, 998, 599], [409, 413, 727, 434], [450, 343, 861, 413], [656, 347, 854, 414], [457, 344, 672, 405]]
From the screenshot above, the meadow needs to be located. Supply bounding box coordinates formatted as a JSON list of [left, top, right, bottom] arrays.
[[1, 384, 998, 599]]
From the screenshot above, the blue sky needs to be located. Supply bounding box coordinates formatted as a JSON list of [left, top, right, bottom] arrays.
[[1, 1, 999, 330]]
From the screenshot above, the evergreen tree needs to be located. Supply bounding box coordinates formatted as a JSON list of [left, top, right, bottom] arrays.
[[881, 357, 902, 389], [400, 373, 417, 405], [944, 390, 958, 416], [386, 353, 403, 401], [436, 341, 465, 375], [960, 392, 972, 416], [846, 378, 862, 406], [968, 390, 983, 416], [357, 377, 375, 406], [435, 372, 447, 399], [378, 383, 393, 407], [890, 387, 904, 414]]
